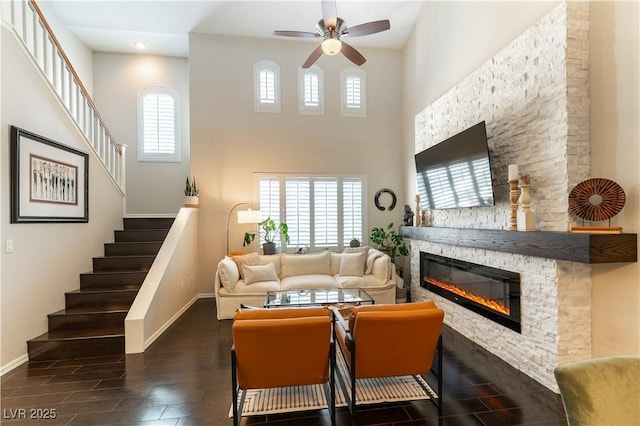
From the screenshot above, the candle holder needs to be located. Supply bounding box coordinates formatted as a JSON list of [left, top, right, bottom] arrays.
[[517, 174, 536, 231], [509, 180, 519, 231]]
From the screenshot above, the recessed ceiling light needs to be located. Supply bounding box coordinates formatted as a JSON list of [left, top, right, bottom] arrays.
[[134, 41, 148, 50]]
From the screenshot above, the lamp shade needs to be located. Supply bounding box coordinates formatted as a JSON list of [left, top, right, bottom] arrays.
[[237, 209, 261, 224]]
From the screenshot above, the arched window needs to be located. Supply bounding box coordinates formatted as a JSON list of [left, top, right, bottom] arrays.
[[254, 60, 281, 113], [341, 68, 367, 117], [298, 66, 324, 115], [137, 84, 180, 162]]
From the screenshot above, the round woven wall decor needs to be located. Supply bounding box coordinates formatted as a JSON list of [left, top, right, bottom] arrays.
[[568, 178, 626, 222]]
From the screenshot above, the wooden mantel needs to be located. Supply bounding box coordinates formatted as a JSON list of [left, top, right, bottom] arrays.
[[399, 226, 637, 264]]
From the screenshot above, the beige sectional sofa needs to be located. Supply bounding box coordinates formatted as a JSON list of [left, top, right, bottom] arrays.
[[214, 248, 397, 319]]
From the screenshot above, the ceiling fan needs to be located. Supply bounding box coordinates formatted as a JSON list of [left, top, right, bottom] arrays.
[[273, 0, 391, 68]]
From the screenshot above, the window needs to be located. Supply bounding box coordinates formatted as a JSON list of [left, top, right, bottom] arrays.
[[341, 67, 367, 117], [254, 60, 281, 113], [254, 174, 366, 251], [298, 66, 325, 115], [137, 85, 180, 162]]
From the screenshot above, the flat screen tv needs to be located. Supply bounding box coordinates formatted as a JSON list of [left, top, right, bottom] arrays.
[[415, 121, 495, 210]]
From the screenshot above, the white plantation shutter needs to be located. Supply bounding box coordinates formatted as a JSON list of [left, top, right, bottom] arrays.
[[314, 179, 338, 247], [254, 61, 281, 113], [304, 73, 319, 106], [256, 174, 365, 251], [298, 67, 324, 115], [259, 69, 276, 104], [342, 179, 363, 245], [137, 85, 180, 162], [345, 76, 361, 108], [285, 178, 311, 247], [341, 68, 366, 117], [259, 179, 281, 225]]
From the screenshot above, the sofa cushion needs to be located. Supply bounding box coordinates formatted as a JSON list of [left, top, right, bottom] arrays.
[[330, 252, 341, 275], [218, 257, 240, 290], [259, 254, 282, 276], [232, 252, 261, 280], [281, 274, 337, 290], [339, 251, 367, 276], [344, 246, 371, 272], [229, 279, 281, 294], [243, 263, 279, 285], [336, 275, 365, 288], [281, 251, 331, 278]]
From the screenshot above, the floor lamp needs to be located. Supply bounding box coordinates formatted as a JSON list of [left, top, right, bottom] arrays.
[[226, 203, 261, 254]]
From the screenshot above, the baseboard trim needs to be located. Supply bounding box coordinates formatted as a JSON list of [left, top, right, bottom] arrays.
[[1, 354, 29, 377]]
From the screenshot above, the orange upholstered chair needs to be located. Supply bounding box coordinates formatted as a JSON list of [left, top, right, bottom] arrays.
[[231, 307, 335, 425], [333, 301, 444, 414]]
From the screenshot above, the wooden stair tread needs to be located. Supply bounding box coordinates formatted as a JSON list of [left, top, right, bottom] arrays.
[[30, 328, 124, 341], [67, 285, 141, 294], [82, 269, 150, 275], [49, 307, 129, 316]]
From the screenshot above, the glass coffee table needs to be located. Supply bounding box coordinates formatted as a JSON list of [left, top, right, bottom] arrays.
[[264, 288, 374, 308]]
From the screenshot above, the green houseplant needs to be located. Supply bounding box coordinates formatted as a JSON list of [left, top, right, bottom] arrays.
[[369, 222, 409, 264], [184, 176, 199, 207], [243, 217, 290, 255]]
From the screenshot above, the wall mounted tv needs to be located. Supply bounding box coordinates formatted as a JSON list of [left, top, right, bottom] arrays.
[[415, 121, 495, 210]]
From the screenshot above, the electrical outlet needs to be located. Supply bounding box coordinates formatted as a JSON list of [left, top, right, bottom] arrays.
[[5, 240, 14, 253]]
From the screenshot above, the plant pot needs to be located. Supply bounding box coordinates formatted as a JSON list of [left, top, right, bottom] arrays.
[[262, 242, 276, 255], [184, 196, 199, 208]]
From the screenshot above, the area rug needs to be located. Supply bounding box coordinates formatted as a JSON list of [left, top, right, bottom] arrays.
[[230, 355, 433, 417]]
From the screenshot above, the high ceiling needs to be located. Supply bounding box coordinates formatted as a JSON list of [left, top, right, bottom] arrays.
[[44, 0, 424, 58]]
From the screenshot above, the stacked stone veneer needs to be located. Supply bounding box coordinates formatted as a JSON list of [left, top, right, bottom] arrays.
[[411, 2, 591, 392]]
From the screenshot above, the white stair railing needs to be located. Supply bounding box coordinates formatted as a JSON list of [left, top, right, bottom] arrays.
[[1, 0, 126, 193]]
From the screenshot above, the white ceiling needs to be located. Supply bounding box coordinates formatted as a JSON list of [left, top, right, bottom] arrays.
[[44, 0, 425, 58]]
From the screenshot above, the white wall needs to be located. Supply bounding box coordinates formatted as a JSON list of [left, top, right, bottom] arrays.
[[589, 1, 640, 356], [36, 1, 94, 95], [403, 1, 639, 358], [1, 27, 124, 372], [189, 34, 404, 294], [92, 53, 190, 215]]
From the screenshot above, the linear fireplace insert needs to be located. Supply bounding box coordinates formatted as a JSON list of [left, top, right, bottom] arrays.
[[420, 252, 521, 333]]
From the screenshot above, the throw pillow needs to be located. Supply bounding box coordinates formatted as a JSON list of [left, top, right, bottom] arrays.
[[232, 252, 260, 280], [243, 263, 279, 285], [344, 246, 371, 272], [218, 258, 240, 290], [280, 251, 331, 278], [339, 251, 367, 276]]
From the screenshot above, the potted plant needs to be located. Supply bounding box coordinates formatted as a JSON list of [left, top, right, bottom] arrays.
[[243, 217, 290, 255], [369, 222, 409, 264], [184, 176, 199, 208]]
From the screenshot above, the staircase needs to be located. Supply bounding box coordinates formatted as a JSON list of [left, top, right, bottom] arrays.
[[27, 217, 174, 361]]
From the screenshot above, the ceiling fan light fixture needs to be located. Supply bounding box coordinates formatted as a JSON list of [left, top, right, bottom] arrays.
[[321, 37, 342, 56]]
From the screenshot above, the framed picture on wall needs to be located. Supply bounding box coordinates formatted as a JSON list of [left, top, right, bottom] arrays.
[[10, 125, 89, 223]]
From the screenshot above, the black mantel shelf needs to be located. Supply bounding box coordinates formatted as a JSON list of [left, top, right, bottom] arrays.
[[399, 226, 637, 264]]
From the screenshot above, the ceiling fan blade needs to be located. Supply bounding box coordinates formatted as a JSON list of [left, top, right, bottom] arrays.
[[321, 0, 338, 29], [341, 41, 366, 66], [273, 30, 320, 38], [302, 44, 324, 68], [343, 19, 391, 37]]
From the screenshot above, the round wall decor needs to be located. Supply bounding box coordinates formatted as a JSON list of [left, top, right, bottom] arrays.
[[568, 178, 626, 222], [374, 188, 397, 211]]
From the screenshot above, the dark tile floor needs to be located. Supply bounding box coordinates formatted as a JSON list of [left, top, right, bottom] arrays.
[[1, 299, 567, 425]]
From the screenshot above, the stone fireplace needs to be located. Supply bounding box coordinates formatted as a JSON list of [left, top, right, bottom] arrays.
[[408, 3, 592, 392]]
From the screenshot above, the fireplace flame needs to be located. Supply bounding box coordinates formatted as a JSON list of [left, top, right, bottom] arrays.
[[424, 277, 510, 315]]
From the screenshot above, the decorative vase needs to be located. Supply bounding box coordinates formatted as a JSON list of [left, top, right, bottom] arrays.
[[184, 196, 199, 208], [262, 242, 276, 255]]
